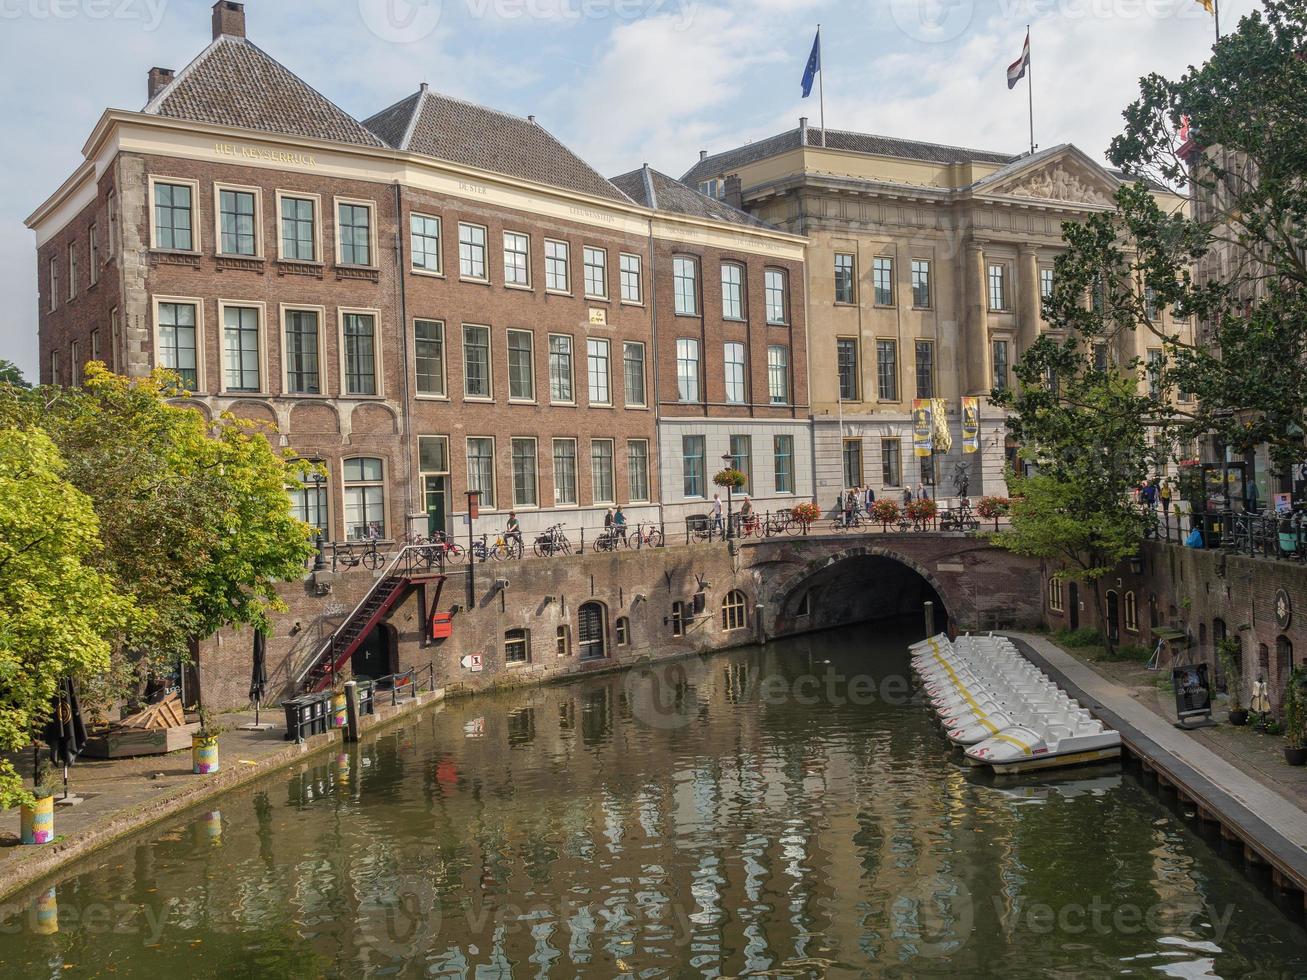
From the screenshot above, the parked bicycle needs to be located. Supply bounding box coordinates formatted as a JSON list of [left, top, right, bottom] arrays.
[[593, 527, 627, 553], [632, 523, 664, 549], [333, 538, 384, 571], [533, 524, 573, 558], [939, 498, 980, 533]]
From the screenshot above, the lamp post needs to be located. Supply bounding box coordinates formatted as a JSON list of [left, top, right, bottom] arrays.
[[311, 470, 327, 572], [721, 453, 735, 541], [465, 490, 480, 608]]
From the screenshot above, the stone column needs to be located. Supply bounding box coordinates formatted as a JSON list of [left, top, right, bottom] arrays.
[[963, 241, 989, 396], [1018, 244, 1041, 352]]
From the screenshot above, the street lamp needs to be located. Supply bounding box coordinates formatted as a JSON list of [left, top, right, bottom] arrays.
[[721, 453, 735, 541], [311, 469, 327, 572]]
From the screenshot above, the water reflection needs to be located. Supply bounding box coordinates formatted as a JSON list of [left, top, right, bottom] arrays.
[[2, 622, 1306, 978]]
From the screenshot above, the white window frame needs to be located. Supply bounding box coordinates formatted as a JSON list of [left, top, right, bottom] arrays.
[[503, 230, 531, 288], [911, 259, 932, 309], [334, 196, 378, 268], [677, 337, 700, 403], [548, 333, 575, 406], [590, 438, 616, 505], [724, 341, 746, 404], [553, 437, 578, 506], [872, 256, 895, 307], [148, 175, 201, 253], [342, 456, 387, 541], [216, 299, 267, 395], [280, 304, 326, 396], [673, 256, 699, 316], [337, 306, 384, 398], [410, 211, 443, 276], [586, 337, 611, 407], [67, 242, 78, 300], [583, 246, 608, 299], [765, 268, 788, 324], [622, 340, 646, 408], [465, 435, 498, 511], [767, 345, 790, 405], [510, 436, 539, 509], [275, 190, 322, 263], [619, 252, 643, 305], [988, 262, 1010, 312], [213, 181, 265, 258], [544, 239, 570, 294], [721, 262, 745, 320], [462, 323, 493, 401], [413, 318, 447, 400], [627, 438, 650, 503], [507, 328, 536, 403], [151, 295, 205, 392], [458, 221, 489, 282]]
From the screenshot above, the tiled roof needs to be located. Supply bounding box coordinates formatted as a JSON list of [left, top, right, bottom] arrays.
[[144, 36, 385, 148], [610, 166, 775, 230], [681, 126, 1017, 185], [364, 87, 630, 202]]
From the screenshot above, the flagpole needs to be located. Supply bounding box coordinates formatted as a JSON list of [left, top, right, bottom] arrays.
[[817, 23, 826, 147], [1215, 0, 1220, 41], [1026, 24, 1035, 155]]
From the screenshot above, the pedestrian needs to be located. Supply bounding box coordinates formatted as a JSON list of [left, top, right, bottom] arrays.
[[1246, 480, 1260, 514], [1159, 479, 1172, 516], [864, 485, 876, 511], [903, 486, 913, 507], [505, 511, 522, 552], [712, 494, 724, 537], [613, 505, 627, 541], [843, 490, 855, 527], [1142, 481, 1157, 510], [604, 507, 615, 531]]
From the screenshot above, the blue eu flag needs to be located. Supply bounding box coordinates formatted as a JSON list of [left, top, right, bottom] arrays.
[[801, 30, 821, 98]]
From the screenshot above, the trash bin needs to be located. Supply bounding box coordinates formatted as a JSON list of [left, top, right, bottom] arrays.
[[282, 692, 331, 742]]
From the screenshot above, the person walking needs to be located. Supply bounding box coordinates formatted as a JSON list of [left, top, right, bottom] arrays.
[[843, 490, 855, 528], [864, 485, 876, 512], [1142, 481, 1157, 511], [902, 486, 913, 508], [613, 505, 628, 542], [711, 494, 724, 538]]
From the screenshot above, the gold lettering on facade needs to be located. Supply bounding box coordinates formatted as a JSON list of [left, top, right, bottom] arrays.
[[214, 143, 318, 167], [457, 180, 489, 196]]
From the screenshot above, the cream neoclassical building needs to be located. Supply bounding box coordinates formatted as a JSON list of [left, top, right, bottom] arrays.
[[683, 122, 1190, 508]]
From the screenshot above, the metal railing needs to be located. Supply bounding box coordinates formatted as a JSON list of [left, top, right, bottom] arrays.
[[1152, 508, 1307, 561], [683, 504, 1000, 544]]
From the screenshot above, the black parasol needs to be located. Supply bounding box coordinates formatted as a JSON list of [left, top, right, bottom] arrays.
[[41, 677, 87, 800], [249, 628, 269, 726]]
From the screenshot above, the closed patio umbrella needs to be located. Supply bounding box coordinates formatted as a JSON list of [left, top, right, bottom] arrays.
[[41, 677, 87, 801], [249, 628, 268, 726]]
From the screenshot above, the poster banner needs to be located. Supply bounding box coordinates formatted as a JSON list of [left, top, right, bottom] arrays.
[[931, 398, 953, 455], [912, 399, 933, 458], [962, 397, 980, 454]]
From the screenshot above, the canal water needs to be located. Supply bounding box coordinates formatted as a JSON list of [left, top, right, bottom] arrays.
[[3, 622, 1307, 978]]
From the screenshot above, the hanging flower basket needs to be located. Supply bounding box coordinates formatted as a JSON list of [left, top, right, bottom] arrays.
[[713, 469, 747, 490]]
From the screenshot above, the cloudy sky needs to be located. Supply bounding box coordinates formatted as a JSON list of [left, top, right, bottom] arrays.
[[0, 0, 1257, 378]]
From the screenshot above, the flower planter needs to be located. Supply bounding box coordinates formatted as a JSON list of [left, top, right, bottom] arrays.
[[1284, 746, 1307, 766], [1228, 709, 1249, 727], [20, 794, 54, 845], [191, 733, 220, 774]]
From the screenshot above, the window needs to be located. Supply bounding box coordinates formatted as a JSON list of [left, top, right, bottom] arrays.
[[458, 222, 487, 280], [767, 346, 789, 404], [835, 253, 856, 304], [556, 626, 571, 657], [1049, 577, 1064, 612], [90, 329, 100, 364], [671, 601, 685, 637], [765, 269, 788, 323], [222, 305, 260, 392], [992, 340, 1010, 393], [343, 457, 385, 540], [729, 435, 752, 493], [466, 437, 496, 509], [837, 339, 858, 401], [1147, 349, 1164, 400], [511, 438, 538, 508], [414, 319, 445, 397], [48, 257, 57, 312], [153, 181, 194, 250], [419, 435, 449, 476], [721, 263, 744, 319], [463, 324, 491, 398], [67, 243, 78, 299], [677, 338, 700, 403], [872, 257, 894, 306], [1144, 286, 1159, 322], [583, 246, 607, 298], [1124, 591, 1138, 632], [587, 338, 610, 406], [1091, 277, 1106, 313], [724, 342, 746, 404], [288, 466, 328, 538], [411, 213, 442, 273], [553, 439, 578, 505], [280, 195, 316, 261], [620, 253, 642, 303], [915, 340, 935, 399], [699, 178, 725, 199], [109, 308, 120, 373], [503, 231, 529, 286], [218, 188, 257, 256], [342, 313, 377, 396], [507, 329, 534, 401], [88, 225, 99, 286], [106, 189, 118, 257], [1040, 267, 1054, 302], [548, 335, 573, 403], [545, 239, 569, 292], [988, 263, 1008, 311], [70, 341, 80, 386], [615, 618, 630, 646], [591, 440, 615, 504], [722, 591, 748, 631], [674, 257, 698, 315], [49, 350, 60, 386], [881, 438, 902, 486], [627, 440, 650, 502], [505, 629, 530, 665], [774, 435, 794, 494], [285, 309, 321, 395], [911, 259, 932, 308], [338, 202, 372, 266], [578, 602, 607, 661], [157, 301, 198, 389], [623, 342, 646, 407], [1093, 343, 1109, 373], [876, 340, 898, 401], [682, 435, 705, 498], [842, 439, 863, 488]]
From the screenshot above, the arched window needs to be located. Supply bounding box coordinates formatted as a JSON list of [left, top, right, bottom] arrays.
[[555, 625, 570, 657], [1277, 635, 1294, 681], [615, 617, 630, 646], [1124, 592, 1138, 633], [505, 628, 530, 665], [1048, 578, 1063, 612], [721, 590, 748, 631], [1258, 643, 1270, 678], [578, 602, 607, 661], [288, 460, 329, 538], [343, 456, 385, 540]]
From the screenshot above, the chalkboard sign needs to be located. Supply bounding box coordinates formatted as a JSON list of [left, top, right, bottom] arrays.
[[1172, 663, 1212, 721]]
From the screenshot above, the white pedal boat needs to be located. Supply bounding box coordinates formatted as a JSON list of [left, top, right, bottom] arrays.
[[963, 719, 1121, 774]]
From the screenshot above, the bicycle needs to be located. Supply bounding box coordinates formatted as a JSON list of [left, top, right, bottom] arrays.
[[632, 523, 664, 549], [939, 498, 980, 533], [533, 524, 573, 558], [593, 527, 626, 553], [333, 538, 384, 571], [737, 513, 761, 538], [829, 513, 865, 532], [690, 518, 718, 543]]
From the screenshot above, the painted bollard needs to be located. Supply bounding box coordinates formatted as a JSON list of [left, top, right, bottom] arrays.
[[197, 809, 222, 843], [32, 887, 58, 935], [192, 733, 220, 774], [336, 751, 350, 788], [20, 795, 54, 845], [332, 691, 348, 729]]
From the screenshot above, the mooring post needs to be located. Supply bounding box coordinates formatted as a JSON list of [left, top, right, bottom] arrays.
[[923, 600, 935, 638], [344, 680, 360, 744]]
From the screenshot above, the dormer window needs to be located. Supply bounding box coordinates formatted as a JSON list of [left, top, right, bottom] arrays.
[[698, 178, 726, 200]]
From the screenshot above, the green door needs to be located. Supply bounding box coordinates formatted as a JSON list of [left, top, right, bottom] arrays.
[[425, 476, 448, 538]]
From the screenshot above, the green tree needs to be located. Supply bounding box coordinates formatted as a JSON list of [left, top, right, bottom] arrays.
[[0, 360, 29, 389], [0, 428, 135, 807]]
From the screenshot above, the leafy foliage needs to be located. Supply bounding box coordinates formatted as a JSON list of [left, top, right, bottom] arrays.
[[871, 499, 900, 525], [712, 468, 747, 490], [0, 360, 29, 389], [791, 501, 821, 524]]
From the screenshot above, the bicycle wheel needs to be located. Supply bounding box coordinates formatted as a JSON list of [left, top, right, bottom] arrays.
[[445, 544, 466, 565], [647, 529, 664, 548], [785, 519, 804, 536], [363, 549, 384, 570], [559, 536, 573, 555]]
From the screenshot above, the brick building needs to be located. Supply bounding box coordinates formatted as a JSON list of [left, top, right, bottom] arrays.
[[27, 1, 809, 549]]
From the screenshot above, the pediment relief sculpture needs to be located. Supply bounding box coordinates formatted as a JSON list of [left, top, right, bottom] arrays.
[[1004, 165, 1114, 206]]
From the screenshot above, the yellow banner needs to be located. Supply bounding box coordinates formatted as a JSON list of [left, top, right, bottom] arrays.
[[962, 397, 980, 454], [913, 400, 933, 458]]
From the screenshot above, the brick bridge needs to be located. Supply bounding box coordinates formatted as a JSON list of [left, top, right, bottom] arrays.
[[199, 531, 1045, 707]]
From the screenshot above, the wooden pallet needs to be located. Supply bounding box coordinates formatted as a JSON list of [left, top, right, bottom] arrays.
[[119, 693, 185, 730]]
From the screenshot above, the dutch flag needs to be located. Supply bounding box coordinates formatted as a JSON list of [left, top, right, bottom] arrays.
[[1007, 30, 1031, 90]]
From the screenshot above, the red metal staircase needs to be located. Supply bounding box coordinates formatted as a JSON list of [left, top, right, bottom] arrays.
[[297, 546, 446, 693]]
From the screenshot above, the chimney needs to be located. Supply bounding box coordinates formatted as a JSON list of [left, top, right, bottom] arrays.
[[148, 66, 175, 100], [699, 150, 708, 162], [528, 115, 536, 124], [724, 175, 743, 211], [800, 117, 809, 145], [212, 1, 245, 39]]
